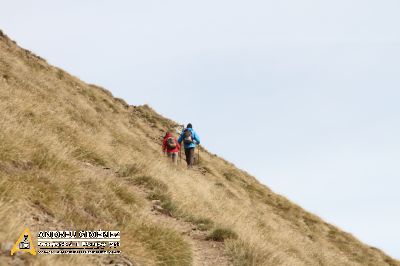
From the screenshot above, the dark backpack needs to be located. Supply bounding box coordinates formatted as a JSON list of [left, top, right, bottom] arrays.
[[183, 129, 193, 144], [166, 137, 177, 149]]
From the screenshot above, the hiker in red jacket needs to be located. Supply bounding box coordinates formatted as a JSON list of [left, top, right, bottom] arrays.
[[162, 131, 181, 165]]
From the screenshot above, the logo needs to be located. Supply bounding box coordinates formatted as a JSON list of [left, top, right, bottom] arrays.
[[11, 228, 36, 256]]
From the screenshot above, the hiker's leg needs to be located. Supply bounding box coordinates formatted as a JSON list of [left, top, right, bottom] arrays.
[[189, 148, 195, 166], [184, 149, 190, 165], [172, 152, 178, 165], [167, 152, 176, 164]]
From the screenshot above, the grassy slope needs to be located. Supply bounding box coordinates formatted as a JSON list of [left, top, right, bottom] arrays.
[[0, 30, 398, 266]]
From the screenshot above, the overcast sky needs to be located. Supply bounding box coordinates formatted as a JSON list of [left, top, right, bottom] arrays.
[[1, 0, 399, 259]]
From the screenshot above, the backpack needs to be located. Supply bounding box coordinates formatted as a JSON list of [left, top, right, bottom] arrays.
[[166, 137, 177, 149], [183, 129, 193, 144]]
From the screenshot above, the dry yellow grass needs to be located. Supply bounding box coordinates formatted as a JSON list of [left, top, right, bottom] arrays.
[[0, 29, 399, 266]]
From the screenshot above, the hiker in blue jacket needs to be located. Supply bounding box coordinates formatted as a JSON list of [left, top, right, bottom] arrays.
[[178, 123, 200, 167]]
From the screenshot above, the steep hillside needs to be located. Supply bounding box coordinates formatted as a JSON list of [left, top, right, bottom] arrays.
[[0, 30, 398, 266]]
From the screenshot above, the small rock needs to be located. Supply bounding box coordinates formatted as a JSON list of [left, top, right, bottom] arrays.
[[152, 205, 164, 212], [151, 200, 161, 205]]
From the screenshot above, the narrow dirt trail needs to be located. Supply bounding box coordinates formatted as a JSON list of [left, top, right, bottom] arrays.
[[130, 184, 232, 266], [96, 163, 232, 266]]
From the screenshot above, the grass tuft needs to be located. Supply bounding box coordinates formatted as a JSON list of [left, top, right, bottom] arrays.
[[113, 184, 136, 205], [118, 163, 142, 177], [186, 216, 214, 231], [133, 175, 168, 191], [206, 227, 238, 242], [130, 223, 192, 265], [226, 239, 272, 266]]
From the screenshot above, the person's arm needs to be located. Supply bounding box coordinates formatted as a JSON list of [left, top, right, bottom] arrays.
[[176, 138, 181, 150], [162, 138, 167, 152], [177, 132, 184, 144], [193, 132, 200, 145]]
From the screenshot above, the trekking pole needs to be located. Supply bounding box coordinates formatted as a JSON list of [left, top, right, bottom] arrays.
[[179, 145, 182, 164], [197, 145, 200, 165], [179, 124, 184, 165]]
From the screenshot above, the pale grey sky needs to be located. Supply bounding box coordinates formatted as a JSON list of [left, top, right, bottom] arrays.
[[1, 0, 399, 259]]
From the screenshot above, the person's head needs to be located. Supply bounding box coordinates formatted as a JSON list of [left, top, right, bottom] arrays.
[[187, 123, 192, 129]]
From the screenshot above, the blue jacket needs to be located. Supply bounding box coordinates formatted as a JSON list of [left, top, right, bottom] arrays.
[[178, 128, 200, 149]]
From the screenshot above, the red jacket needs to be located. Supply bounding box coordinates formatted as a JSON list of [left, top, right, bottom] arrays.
[[162, 133, 180, 153]]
